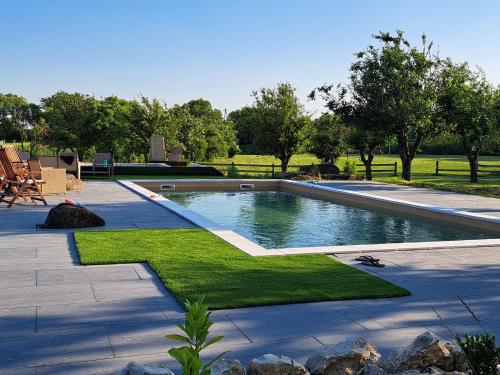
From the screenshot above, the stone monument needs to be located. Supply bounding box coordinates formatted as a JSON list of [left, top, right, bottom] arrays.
[[168, 146, 183, 163], [149, 135, 167, 162]]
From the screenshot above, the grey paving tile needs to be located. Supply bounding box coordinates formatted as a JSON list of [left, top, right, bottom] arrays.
[[228, 309, 364, 342], [108, 316, 250, 358], [0, 284, 95, 308], [0, 270, 36, 288], [0, 307, 36, 336], [0, 327, 113, 368], [37, 299, 168, 331], [37, 266, 140, 286], [92, 279, 170, 302], [0, 247, 36, 260]]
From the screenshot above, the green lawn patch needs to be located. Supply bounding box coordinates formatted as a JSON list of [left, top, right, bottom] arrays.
[[75, 228, 409, 309]]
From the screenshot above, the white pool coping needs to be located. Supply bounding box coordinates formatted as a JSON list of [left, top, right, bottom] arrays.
[[118, 179, 500, 256]]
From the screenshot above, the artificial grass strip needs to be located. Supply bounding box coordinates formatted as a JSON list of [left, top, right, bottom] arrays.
[[74, 228, 410, 309]]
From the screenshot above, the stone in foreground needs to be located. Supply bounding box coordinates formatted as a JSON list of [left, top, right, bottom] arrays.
[[384, 332, 454, 373], [212, 359, 245, 375], [120, 361, 174, 375], [305, 337, 381, 375], [247, 354, 309, 375], [42, 203, 105, 228]]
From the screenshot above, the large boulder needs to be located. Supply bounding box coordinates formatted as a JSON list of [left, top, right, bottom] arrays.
[[384, 332, 454, 373], [120, 361, 174, 375], [306, 337, 381, 375], [357, 363, 386, 375], [247, 354, 309, 375], [42, 203, 105, 228], [212, 359, 245, 375]]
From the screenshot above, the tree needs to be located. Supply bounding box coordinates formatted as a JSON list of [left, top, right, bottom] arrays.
[[0, 93, 36, 147], [228, 106, 260, 154], [252, 83, 309, 171], [436, 60, 498, 183], [40, 91, 94, 156], [338, 31, 438, 181], [79, 96, 133, 161], [181, 99, 239, 160], [309, 114, 348, 165], [128, 95, 172, 161]]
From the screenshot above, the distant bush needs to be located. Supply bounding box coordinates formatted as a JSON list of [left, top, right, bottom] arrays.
[[343, 160, 358, 174]]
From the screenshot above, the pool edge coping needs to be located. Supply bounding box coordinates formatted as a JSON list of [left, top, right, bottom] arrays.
[[117, 179, 500, 256]]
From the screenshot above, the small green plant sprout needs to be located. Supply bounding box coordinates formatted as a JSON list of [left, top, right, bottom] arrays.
[[343, 160, 358, 175], [226, 163, 240, 178], [166, 298, 228, 375]]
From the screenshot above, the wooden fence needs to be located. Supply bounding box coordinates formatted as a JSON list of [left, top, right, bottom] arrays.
[[434, 160, 500, 176], [197, 162, 398, 177]]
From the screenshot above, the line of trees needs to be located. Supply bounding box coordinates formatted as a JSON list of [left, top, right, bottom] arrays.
[[1, 30, 499, 182], [1, 93, 239, 163]]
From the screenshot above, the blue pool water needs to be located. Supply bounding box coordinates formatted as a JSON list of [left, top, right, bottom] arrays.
[[164, 191, 495, 249]]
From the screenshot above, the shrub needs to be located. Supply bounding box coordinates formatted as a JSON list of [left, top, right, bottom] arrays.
[[343, 160, 358, 174], [166, 298, 228, 375], [456, 333, 499, 375], [226, 163, 240, 178]]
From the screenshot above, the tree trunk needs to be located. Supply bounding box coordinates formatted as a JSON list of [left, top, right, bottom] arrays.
[[279, 154, 292, 172], [360, 150, 374, 181], [401, 157, 412, 181], [467, 153, 479, 183], [397, 130, 423, 181]]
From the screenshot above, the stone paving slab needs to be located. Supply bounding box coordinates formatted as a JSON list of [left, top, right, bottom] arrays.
[[0, 181, 498, 374]]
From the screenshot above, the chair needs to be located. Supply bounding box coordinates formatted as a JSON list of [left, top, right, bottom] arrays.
[[0, 149, 47, 208], [92, 152, 113, 177]]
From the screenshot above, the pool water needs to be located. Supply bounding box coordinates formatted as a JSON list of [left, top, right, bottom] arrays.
[[164, 191, 495, 249]]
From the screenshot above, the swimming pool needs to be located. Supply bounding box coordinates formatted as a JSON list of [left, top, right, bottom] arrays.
[[164, 190, 496, 249]]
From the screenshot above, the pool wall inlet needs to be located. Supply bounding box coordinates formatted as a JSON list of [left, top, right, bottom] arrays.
[[118, 179, 500, 256]]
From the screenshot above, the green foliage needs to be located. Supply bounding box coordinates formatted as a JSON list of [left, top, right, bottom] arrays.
[[252, 83, 310, 171], [310, 114, 349, 165], [343, 160, 358, 174], [226, 163, 240, 178], [450, 298, 500, 375], [456, 333, 499, 375], [166, 298, 228, 375], [436, 60, 498, 182], [228, 106, 261, 154], [0, 93, 38, 145]]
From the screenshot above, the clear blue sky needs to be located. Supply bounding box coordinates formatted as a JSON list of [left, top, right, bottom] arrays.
[[1, 0, 499, 114]]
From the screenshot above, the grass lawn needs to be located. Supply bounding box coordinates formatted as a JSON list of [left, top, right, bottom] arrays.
[[211, 154, 500, 198], [75, 228, 409, 309]]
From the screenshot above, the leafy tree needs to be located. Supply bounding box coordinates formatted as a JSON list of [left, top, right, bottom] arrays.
[[309, 114, 349, 165], [40, 91, 94, 156], [228, 106, 260, 153], [436, 60, 498, 183], [0, 93, 37, 148], [128, 95, 172, 161], [181, 99, 239, 160], [334, 31, 438, 181], [252, 83, 309, 171], [79, 96, 133, 161]]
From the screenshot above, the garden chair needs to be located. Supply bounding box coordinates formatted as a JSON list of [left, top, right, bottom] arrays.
[[0, 149, 47, 208], [92, 152, 114, 177]]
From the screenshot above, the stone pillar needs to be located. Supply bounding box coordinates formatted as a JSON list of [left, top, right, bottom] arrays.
[[149, 135, 167, 162]]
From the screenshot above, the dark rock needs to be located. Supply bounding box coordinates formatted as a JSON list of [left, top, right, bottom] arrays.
[[42, 203, 105, 228], [248, 354, 309, 375]]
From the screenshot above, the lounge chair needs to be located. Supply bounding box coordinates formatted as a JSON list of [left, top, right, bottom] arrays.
[[0, 149, 47, 208]]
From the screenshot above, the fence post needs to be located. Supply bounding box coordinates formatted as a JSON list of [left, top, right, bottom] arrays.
[[271, 163, 275, 178], [393, 162, 398, 176], [435, 160, 439, 176]]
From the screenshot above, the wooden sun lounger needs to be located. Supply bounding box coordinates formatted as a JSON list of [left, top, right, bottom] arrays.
[[0, 148, 47, 208]]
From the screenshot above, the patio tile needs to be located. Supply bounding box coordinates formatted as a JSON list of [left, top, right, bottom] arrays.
[[0, 327, 113, 368], [0, 307, 36, 336], [0, 284, 95, 308], [91, 279, 170, 302], [0, 270, 36, 288], [37, 266, 140, 286]]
